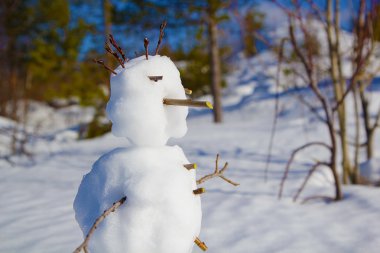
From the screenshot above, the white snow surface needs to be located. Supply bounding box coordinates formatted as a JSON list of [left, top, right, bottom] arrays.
[[1, 91, 380, 252], [106, 55, 188, 146], [1, 48, 380, 252], [360, 159, 380, 183], [73, 146, 201, 253]]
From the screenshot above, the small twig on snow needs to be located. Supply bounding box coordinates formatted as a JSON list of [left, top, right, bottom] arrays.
[[196, 154, 239, 186], [301, 195, 335, 204], [73, 196, 127, 253]]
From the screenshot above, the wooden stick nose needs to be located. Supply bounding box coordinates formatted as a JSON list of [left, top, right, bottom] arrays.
[[163, 98, 213, 109]]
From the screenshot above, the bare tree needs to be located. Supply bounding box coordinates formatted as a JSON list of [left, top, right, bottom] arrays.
[[274, 1, 343, 201]]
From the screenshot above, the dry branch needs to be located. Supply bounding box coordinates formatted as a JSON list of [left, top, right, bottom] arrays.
[[278, 142, 331, 199], [108, 34, 127, 63], [105, 42, 125, 68], [184, 88, 192, 95], [196, 154, 239, 186], [301, 195, 335, 204], [193, 188, 206, 195], [92, 59, 116, 75], [155, 21, 167, 55], [293, 161, 329, 202], [144, 38, 149, 60], [184, 163, 197, 170], [73, 196, 127, 253], [194, 237, 208, 251], [163, 98, 213, 109], [264, 38, 287, 182]]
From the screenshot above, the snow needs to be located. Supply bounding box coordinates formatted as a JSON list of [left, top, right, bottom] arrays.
[[1, 37, 380, 253], [1, 89, 380, 252], [74, 146, 201, 253], [360, 159, 380, 183], [106, 55, 188, 146]]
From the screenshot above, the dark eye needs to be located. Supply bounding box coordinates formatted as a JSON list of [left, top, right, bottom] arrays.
[[148, 76, 163, 82]]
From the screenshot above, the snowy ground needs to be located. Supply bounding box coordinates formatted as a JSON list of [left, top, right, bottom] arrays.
[[1, 87, 380, 252]]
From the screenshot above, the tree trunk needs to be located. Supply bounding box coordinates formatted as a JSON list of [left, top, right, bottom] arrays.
[[352, 87, 360, 183], [326, 0, 352, 183], [103, 0, 112, 94], [359, 87, 373, 160], [208, 13, 223, 123]]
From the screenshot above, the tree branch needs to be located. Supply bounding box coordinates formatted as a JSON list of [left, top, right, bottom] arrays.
[[73, 196, 127, 253], [293, 161, 329, 202], [108, 34, 127, 63], [144, 38, 149, 60], [196, 154, 239, 186], [155, 21, 167, 55], [92, 59, 116, 75], [265, 38, 287, 182], [278, 142, 331, 199], [372, 105, 380, 130], [105, 42, 125, 68]]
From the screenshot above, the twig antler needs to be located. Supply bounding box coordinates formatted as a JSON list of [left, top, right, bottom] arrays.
[[108, 34, 127, 64], [196, 154, 239, 186], [105, 42, 125, 68], [74, 196, 127, 253], [155, 21, 167, 55], [144, 38, 149, 60], [92, 59, 116, 75]]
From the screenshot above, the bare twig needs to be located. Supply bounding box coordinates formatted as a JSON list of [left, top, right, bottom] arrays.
[[105, 42, 125, 68], [193, 188, 206, 195], [265, 38, 286, 182], [155, 21, 167, 55], [301, 195, 335, 204], [108, 34, 127, 63], [296, 93, 327, 123], [372, 105, 380, 129], [196, 154, 239, 186], [293, 161, 329, 202], [144, 38, 149, 60], [184, 88, 192, 95], [278, 142, 331, 199], [194, 237, 208, 251], [184, 163, 197, 170], [92, 59, 116, 75], [74, 196, 127, 253], [163, 98, 213, 109]]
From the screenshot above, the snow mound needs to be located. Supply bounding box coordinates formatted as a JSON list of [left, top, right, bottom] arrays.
[[106, 55, 188, 146], [360, 159, 380, 184], [73, 146, 201, 253]]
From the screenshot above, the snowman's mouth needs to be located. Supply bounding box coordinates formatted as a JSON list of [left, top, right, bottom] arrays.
[[148, 76, 163, 82], [163, 98, 213, 109]]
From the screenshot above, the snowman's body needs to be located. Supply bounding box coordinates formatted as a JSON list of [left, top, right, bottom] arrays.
[[74, 55, 202, 253]]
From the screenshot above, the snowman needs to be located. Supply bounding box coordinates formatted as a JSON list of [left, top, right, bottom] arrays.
[[73, 23, 236, 253]]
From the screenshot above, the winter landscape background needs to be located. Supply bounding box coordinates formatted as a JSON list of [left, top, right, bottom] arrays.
[[1, 1, 380, 253]]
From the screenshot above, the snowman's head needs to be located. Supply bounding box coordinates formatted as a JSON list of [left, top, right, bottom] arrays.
[[106, 55, 188, 146]]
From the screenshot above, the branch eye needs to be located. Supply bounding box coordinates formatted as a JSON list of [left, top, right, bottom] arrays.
[[148, 76, 163, 82]]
